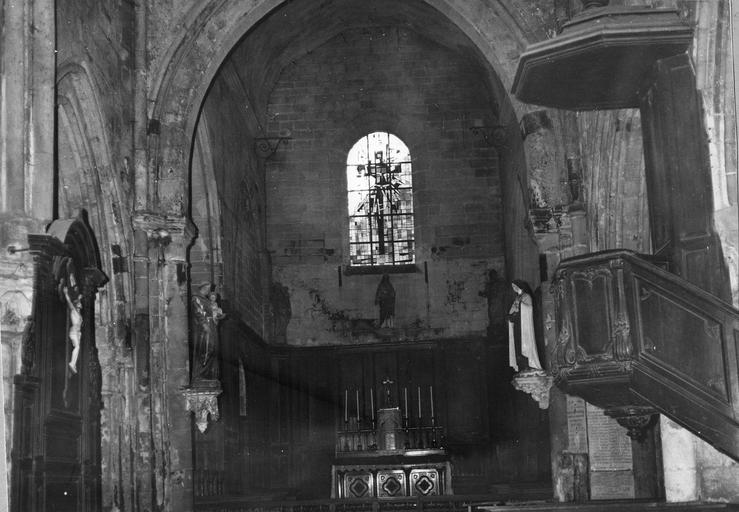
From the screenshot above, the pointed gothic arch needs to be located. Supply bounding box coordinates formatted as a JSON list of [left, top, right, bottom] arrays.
[[54, 61, 136, 510], [147, 0, 541, 294]]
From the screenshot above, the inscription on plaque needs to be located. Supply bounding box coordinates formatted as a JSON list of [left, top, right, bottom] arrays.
[[586, 403, 632, 470], [567, 395, 588, 452], [586, 403, 634, 499]]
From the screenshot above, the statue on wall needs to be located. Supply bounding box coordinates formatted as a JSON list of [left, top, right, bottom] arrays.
[[54, 257, 83, 374], [507, 280, 543, 372], [375, 274, 395, 328], [191, 283, 225, 382], [271, 281, 292, 344], [63, 284, 83, 374], [479, 269, 508, 337]]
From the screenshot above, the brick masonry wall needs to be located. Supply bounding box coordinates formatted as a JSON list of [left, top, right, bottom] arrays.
[[200, 74, 269, 337], [264, 26, 505, 344]]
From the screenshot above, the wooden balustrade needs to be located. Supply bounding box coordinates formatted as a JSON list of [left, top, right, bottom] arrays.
[[552, 249, 739, 458], [194, 495, 739, 512]]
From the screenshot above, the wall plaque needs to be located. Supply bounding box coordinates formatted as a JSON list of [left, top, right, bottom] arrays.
[[586, 403, 635, 499], [567, 395, 588, 452], [586, 403, 632, 471]]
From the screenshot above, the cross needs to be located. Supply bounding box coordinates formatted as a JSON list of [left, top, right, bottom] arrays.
[[382, 377, 394, 408]]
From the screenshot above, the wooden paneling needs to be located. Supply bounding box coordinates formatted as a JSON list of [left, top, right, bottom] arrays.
[[220, 337, 551, 499], [553, 250, 739, 461]]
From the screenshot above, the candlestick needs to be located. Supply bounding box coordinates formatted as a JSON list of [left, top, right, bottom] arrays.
[[356, 389, 360, 421], [404, 387, 408, 418], [430, 385, 434, 418], [417, 386, 422, 419], [370, 388, 375, 420], [344, 389, 348, 422]]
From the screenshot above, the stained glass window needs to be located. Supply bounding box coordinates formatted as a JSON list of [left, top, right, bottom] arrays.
[[347, 132, 414, 266]]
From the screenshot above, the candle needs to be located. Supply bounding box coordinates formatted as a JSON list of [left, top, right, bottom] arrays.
[[418, 386, 422, 418], [344, 389, 348, 422], [404, 387, 408, 418], [356, 389, 360, 421], [370, 388, 375, 420], [430, 386, 434, 418]]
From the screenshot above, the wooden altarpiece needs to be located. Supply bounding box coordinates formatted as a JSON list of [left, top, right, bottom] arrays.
[[10, 212, 108, 512]]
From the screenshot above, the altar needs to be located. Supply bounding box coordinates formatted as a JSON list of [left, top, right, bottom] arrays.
[[332, 449, 452, 498], [332, 404, 452, 498]]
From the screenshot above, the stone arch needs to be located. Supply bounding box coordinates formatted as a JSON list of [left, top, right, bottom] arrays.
[[149, 0, 544, 283], [147, 0, 543, 213], [55, 61, 135, 508], [190, 114, 224, 289], [56, 61, 133, 335]]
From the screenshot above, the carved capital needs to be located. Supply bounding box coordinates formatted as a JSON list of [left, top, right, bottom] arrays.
[[512, 370, 553, 409], [184, 381, 222, 433], [133, 212, 197, 262], [604, 406, 657, 442]]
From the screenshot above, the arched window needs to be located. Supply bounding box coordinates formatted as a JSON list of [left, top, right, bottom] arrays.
[[347, 132, 415, 266]]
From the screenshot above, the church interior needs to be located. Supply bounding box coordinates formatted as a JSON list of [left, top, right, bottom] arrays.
[[1, 0, 739, 511]]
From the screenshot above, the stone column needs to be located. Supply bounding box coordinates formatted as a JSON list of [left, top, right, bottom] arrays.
[[661, 415, 739, 502], [660, 416, 698, 501], [0, 0, 55, 220], [134, 213, 196, 512], [0, 2, 55, 508]]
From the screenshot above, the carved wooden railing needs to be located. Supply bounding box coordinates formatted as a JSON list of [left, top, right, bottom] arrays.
[[552, 250, 739, 459], [194, 494, 500, 512], [193, 495, 739, 512]]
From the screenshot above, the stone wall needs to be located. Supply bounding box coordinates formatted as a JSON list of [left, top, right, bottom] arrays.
[[56, 0, 135, 173], [578, 109, 651, 253], [263, 26, 506, 345], [197, 68, 269, 337], [0, 0, 736, 510]]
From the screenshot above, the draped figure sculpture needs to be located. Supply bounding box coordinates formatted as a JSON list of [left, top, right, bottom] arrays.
[[479, 269, 508, 338], [507, 280, 542, 372], [191, 284, 226, 382], [375, 274, 395, 328]]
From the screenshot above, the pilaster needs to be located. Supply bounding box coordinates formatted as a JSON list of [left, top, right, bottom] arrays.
[[132, 212, 196, 512], [0, 0, 55, 221]]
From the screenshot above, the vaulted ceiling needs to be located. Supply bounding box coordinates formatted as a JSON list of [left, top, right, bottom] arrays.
[[221, 0, 507, 128]]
